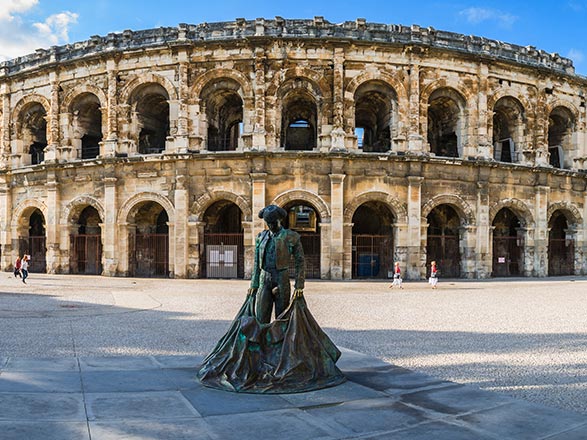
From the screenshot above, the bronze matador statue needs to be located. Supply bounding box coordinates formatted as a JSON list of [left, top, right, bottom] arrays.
[[248, 205, 305, 323], [197, 204, 345, 393]]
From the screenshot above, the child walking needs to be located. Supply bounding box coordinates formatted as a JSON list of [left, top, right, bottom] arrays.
[[14, 256, 22, 278], [428, 261, 438, 289], [21, 255, 30, 284], [389, 261, 403, 289]]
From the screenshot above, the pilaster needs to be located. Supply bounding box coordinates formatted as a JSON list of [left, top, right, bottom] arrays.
[[102, 176, 118, 275], [173, 174, 189, 277], [534, 185, 550, 276], [103, 58, 119, 157], [407, 175, 424, 278], [45, 172, 60, 273], [329, 173, 345, 279]]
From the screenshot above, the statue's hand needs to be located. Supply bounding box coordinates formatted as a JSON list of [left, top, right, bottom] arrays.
[[293, 288, 304, 299], [247, 288, 258, 297]]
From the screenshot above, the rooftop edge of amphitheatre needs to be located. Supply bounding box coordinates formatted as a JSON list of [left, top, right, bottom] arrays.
[[0, 17, 579, 80]]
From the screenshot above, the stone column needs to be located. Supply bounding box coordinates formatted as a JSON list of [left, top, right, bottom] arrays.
[[329, 173, 345, 279], [342, 222, 353, 279], [534, 86, 549, 166], [533, 185, 550, 276], [0, 87, 10, 168], [460, 225, 477, 278], [0, 175, 12, 269], [393, 222, 409, 277], [476, 63, 491, 159], [475, 180, 492, 278], [173, 174, 188, 277], [330, 47, 346, 151], [103, 59, 119, 157], [252, 47, 267, 150], [102, 177, 118, 275], [45, 173, 60, 273], [407, 176, 424, 278], [44, 75, 60, 163], [407, 61, 424, 153], [173, 55, 189, 153], [248, 172, 267, 278]]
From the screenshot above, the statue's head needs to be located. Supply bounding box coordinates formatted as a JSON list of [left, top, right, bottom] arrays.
[[259, 205, 287, 233]]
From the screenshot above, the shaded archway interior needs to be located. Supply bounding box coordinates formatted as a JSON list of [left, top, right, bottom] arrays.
[[492, 208, 522, 277], [128, 201, 169, 277], [282, 201, 321, 279], [426, 204, 461, 278]]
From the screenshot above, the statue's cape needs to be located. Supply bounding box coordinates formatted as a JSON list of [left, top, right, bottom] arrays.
[[197, 294, 345, 393]]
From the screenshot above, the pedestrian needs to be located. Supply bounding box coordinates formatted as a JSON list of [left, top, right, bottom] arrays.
[[21, 254, 30, 284], [14, 256, 22, 278], [429, 261, 438, 289], [389, 261, 403, 289]]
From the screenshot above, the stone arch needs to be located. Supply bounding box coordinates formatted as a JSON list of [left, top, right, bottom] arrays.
[[345, 71, 408, 104], [60, 83, 107, 113], [191, 68, 253, 100], [271, 189, 331, 222], [119, 73, 178, 105], [547, 201, 582, 226], [546, 99, 580, 121], [489, 198, 534, 227], [420, 81, 471, 108], [487, 91, 532, 117], [62, 195, 105, 225], [118, 192, 175, 225], [421, 194, 475, 226], [343, 191, 407, 224], [12, 94, 51, 122], [191, 191, 252, 222], [266, 66, 330, 100], [11, 198, 49, 230]]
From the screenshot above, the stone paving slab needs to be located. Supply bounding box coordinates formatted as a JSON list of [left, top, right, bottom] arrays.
[[0, 347, 586, 439]]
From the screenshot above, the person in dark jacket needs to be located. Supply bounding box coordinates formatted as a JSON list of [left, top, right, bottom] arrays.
[[248, 205, 305, 323]]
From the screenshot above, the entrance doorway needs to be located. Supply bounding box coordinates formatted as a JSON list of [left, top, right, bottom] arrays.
[[283, 203, 321, 279], [129, 204, 169, 277], [19, 209, 46, 273], [70, 206, 102, 275], [492, 208, 522, 277], [426, 205, 462, 278], [548, 211, 574, 276]]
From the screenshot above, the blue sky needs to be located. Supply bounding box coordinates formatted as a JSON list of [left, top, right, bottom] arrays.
[[2, 0, 587, 75]]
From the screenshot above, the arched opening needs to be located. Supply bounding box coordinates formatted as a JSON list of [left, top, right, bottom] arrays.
[[492, 208, 523, 277], [354, 81, 396, 152], [202, 201, 244, 278], [201, 79, 243, 151], [427, 88, 464, 157], [70, 93, 102, 160], [492, 96, 525, 163], [426, 205, 462, 278], [351, 202, 394, 279], [131, 84, 169, 154], [19, 209, 46, 273], [129, 202, 169, 277], [20, 103, 47, 165], [548, 211, 574, 276], [70, 206, 102, 275], [282, 202, 321, 279], [548, 107, 575, 169], [281, 89, 317, 151]]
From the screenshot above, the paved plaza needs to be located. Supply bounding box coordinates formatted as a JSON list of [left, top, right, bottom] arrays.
[[0, 274, 586, 438]]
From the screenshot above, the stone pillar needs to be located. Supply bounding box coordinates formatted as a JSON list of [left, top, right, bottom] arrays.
[[407, 176, 424, 278], [193, 221, 205, 278], [102, 177, 118, 275], [173, 55, 189, 153], [103, 59, 119, 157], [250, 172, 267, 238], [342, 222, 353, 280], [44, 76, 60, 163], [329, 173, 345, 279], [45, 173, 60, 273], [173, 174, 188, 277], [533, 185, 550, 276], [0, 87, 10, 168], [476, 63, 492, 159], [534, 86, 550, 166], [407, 62, 424, 153], [330, 47, 346, 151], [242, 220, 254, 279], [522, 227, 536, 277], [252, 47, 267, 150], [475, 181, 492, 278], [0, 175, 12, 270], [460, 225, 477, 278]]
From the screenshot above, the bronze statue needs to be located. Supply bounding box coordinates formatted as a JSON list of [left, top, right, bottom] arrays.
[[197, 204, 345, 393]]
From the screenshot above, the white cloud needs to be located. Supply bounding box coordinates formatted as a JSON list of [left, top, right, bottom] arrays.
[[0, 0, 38, 21], [0, 2, 78, 61], [459, 7, 518, 28], [568, 48, 585, 63]]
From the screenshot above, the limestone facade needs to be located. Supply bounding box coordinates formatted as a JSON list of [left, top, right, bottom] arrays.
[[0, 18, 586, 280]]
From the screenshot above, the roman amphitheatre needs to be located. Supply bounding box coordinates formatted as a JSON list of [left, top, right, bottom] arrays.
[[0, 17, 584, 280]]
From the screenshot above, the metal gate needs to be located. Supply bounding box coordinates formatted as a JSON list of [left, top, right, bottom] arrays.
[[352, 234, 393, 279], [492, 237, 521, 277], [129, 233, 169, 277], [19, 236, 46, 273], [203, 233, 244, 278], [70, 234, 102, 275], [548, 238, 574, 276], [288, 233, 321, 279], [426, 234, 461, 278]]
